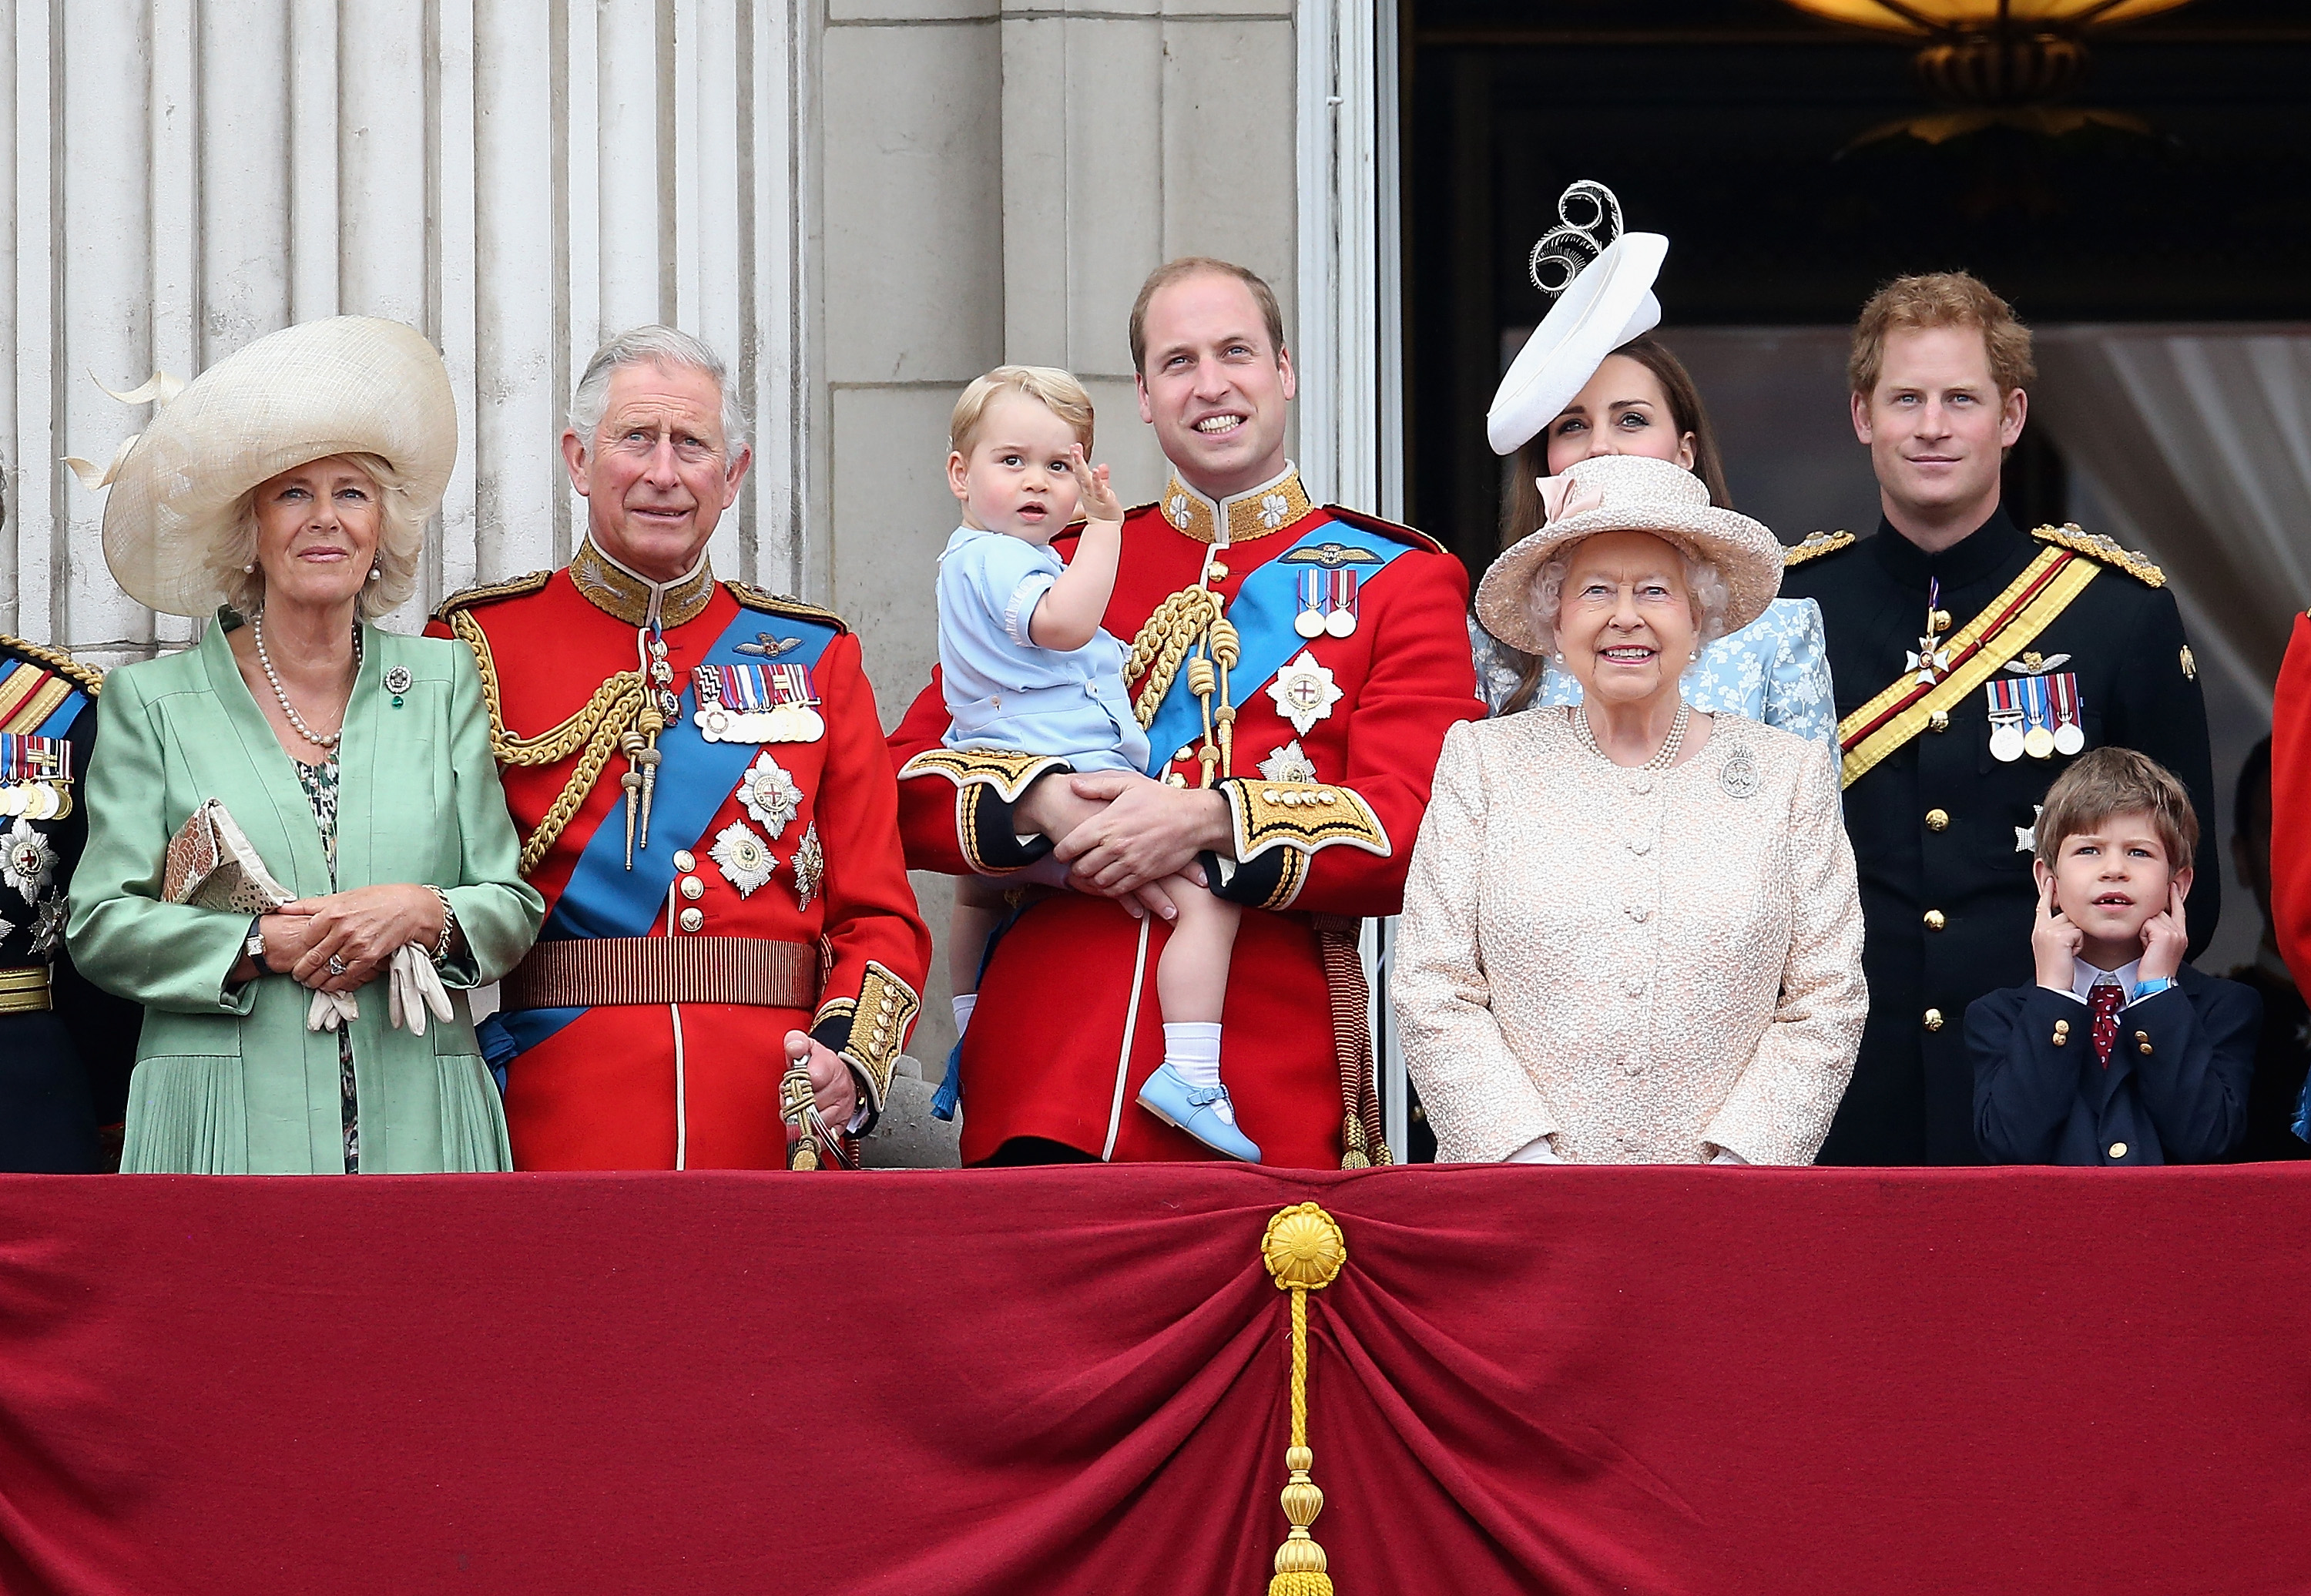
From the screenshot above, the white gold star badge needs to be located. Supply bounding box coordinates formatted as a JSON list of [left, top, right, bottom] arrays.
[[1259, 739, 1319, 785], [2015, 803, 2044, 854], [1907, 635, 1953, 686], [736, 751, 801, 837], [790, 820, 824, 910], [29, 894, 64, 955], [709, 821, 776, 898], [1267, 651, 1343, 736], [2, 820, 57, 906]]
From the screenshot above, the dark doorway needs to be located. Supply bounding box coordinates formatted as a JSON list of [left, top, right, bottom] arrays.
[[1402, 0, 2311, 575]]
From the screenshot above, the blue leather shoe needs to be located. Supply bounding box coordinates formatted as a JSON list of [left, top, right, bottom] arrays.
[[1137, 1064, 1263, 1163]]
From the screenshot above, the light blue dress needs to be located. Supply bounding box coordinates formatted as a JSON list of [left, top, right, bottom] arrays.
[[1469, 596, 1838, 744], [937, 524, 1149, 774]]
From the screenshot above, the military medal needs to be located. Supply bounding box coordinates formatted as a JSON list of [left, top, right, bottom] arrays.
[[736, 750, 802, 836], [762, 662, 825, 743], [1268, 651, 1343, 737], [1323, 570, 1359, 639], [709, 820, 776, 898], [0, 735, 70, 823], [693, 666, 739, 741], [1906, 581, 1951, 686], [1985, 679, 2026, 763], [1, 817, 58, 905], [2018, 675, 2055, 759], [2048, 672, 2086, 756], [790, 820, 824, 910], [1293, 570, 1326, 639]]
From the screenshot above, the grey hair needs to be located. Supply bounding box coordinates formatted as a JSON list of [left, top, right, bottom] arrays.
[[567, 325, 750, 452], [212, 452, 423, 622], [1526, 539, 1732, 656]]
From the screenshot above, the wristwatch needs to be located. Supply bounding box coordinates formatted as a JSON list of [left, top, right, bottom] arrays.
[[244, 920, 270, 975]]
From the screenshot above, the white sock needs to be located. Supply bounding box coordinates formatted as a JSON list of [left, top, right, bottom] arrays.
[[952, 993, 978, 1033], [1162, 1022, 1233, 1123]]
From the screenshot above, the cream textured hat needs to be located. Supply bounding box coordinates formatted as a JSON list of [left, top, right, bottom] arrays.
[[1474, 452, 1783, 654], [1487, 180, 1665, 458], [88, 317, 456, 618]]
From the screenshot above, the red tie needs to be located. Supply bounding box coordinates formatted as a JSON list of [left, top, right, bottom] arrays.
[[2089, 980, 2126, 1068]]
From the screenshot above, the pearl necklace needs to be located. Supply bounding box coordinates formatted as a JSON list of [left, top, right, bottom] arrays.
[[253, 611, 361, 751], [1573, 701, 1690, 773]]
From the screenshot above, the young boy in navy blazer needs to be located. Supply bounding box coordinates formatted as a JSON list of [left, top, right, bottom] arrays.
[[1971, 747, 2260, 1165]]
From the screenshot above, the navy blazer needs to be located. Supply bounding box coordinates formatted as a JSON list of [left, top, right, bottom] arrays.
[[1969, 964, 2260, 1165]]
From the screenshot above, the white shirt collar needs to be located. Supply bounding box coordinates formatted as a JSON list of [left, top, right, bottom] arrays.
[[2071, 955, 2143, 1004]]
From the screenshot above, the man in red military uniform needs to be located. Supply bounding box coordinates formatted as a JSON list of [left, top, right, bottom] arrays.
[[889, 258, 1481, 1168], [2272, 611, 2311, 991], [433, 327, 929, 1170]]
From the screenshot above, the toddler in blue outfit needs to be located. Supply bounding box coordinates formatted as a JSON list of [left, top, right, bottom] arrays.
[[937, 366, 1256, 1161]]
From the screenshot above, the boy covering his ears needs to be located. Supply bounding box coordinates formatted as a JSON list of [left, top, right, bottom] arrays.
[[1968, 747, 2259, 1165]]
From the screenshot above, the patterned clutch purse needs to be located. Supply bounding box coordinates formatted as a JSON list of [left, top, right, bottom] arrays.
[[162, 799, 295, 914]]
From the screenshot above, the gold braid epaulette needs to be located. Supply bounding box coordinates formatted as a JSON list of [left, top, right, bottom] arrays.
[[432, 569, 552, 621], [1123, 586, 1226, 731], [726, 582, 850, 632], [2031, 523, 2165, 588], [447, 609, 649, 876], [1784, 530, 1853, 568], [0, 635, 102, 695]]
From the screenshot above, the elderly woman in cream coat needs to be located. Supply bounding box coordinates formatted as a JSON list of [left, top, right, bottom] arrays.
[[1395, 452, 1865, 1165], [67, 317, 543, 1174]]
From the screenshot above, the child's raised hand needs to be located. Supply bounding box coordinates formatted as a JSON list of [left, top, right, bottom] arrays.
[[2031, 869, 2082, 991], [1069, 445, 1124, 525], [2138, 880, 2189, 984]]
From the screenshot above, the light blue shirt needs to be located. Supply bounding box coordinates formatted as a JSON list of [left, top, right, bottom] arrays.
[[937, 525, 1149, 774], [1470, 596, 1838, 744]]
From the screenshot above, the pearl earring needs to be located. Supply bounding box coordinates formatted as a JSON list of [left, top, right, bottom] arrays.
[[242, 562, 256, 574], [367, 564, 382, 582]]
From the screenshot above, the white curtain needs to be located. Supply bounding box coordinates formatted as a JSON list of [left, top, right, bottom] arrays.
[[2032, 327, 2311, 713]]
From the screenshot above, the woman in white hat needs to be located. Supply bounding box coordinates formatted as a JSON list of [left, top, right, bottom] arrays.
[[1474, 182, 1834, 739], [1394, 452, 1866, 1165], [66, 317, 544, 1174]]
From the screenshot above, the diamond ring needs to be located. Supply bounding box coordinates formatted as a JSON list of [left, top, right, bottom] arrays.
[[327, 954, 348, 976]]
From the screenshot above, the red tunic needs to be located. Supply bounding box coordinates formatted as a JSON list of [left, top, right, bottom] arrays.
[[429, 559, 930, 1170], [887, 478, 1480, 1167], [2272, 612, 2311, 986]]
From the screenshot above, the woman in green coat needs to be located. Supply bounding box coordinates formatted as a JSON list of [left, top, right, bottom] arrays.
[[67, 317, 544, 1174]]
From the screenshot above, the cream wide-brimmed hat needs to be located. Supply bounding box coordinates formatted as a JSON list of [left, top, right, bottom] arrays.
[[89, 317, 456, 618], [1474, 453, 1783, 654], [1486, 179, 1666, 458]]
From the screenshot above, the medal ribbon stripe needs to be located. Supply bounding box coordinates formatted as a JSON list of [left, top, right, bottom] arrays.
[[542, 611, 837, 945], [1836, 549, 2073, 756], [1837, 550, 2101, 789], [1139, 518, 1417, 779]]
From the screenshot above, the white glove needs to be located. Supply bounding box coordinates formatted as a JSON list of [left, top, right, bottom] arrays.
[[387, 942, 454, 1036], [305, 987, 360, 1031], [1708, 1147, 1749, 1166], [1506, 1134, 1561, 1165]]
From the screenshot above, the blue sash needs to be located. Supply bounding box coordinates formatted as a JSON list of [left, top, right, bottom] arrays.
[[481, 602, 839, 1062], [1139, 517, 1417, 777], [33, 686, 89, 739]]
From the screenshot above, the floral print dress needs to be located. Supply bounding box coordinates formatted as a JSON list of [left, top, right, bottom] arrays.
[[294, 755, 359, 1174]]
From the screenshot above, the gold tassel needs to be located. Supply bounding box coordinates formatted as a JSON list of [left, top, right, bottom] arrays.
[[781, 1057, 821, 1171], [1261, 1202, 1348, 1595]]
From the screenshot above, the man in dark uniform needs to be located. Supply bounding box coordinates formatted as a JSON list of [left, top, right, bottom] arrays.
[[0, 632, 139, 1169], [2222, 736, 2310, 1162], [1783, 271, 2219, 1165]]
